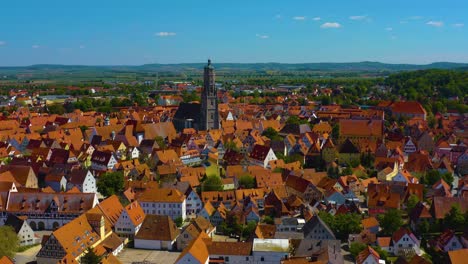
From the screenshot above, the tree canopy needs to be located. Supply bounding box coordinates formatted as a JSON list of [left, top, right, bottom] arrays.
[[80, 247, 103, 264], [378, 209, 404, 236], [96, 171, 124, 197], [318, 211, 362, 240], [202, 175, 223, 192], [0, 226, 19, 258], [238, 175, 256, 189]]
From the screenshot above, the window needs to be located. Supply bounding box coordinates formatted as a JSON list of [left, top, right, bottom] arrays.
[[261, 257, 265, 261], [225, 257, 229, 262]]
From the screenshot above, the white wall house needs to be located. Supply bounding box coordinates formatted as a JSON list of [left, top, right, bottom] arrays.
[[114, 201, 145, 239], [252, 239, 290, 264], [186, 190, 203, 216], [67, 170, 97, 194], [139, 188, 187, 220], [128, 147, 140, 160], [4, 214, 37, 246], [392, 228, 421, 256]]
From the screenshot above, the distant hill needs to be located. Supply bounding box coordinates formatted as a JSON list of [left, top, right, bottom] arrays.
[[134, 61, 468, 72], [0, 61, 467, 81]]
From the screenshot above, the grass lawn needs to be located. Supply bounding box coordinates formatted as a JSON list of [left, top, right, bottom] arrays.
[[205, 163, 224, 177]]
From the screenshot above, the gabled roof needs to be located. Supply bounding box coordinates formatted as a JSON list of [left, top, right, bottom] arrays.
[[135, 215, 179, 241], [392, 227, 418, 243], [302, 215, 336, 239], [255, 224, 276, 239], [339, 119, 383, 138], [339, 139, 360, 154], [361, 217, 379, 229], [4, 214, 27, 233], [0, 256, 14, 264], [356, 246, 380, 264], [96, 195, 124, 227], [139, 188, 185, 203], [175, 232, 210, 263], [202, 201, 216, 216], [390, 101, 426, 115], [448, 249, 468, 264], [249, 144, 272, 161], [409, 202, 432, 221], [124, 201, 145, 227], [38, 212, 113, 260], [430, 197, 468, 219], [207, 241, 253, 256]]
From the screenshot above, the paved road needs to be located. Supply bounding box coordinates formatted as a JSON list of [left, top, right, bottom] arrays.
[[15, 244, 41, 264], [117, 248, 180, 264]]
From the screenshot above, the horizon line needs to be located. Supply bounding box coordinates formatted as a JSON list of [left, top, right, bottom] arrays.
[[1, 60, 467, 68]]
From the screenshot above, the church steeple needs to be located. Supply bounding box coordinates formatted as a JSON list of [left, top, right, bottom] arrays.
[[200, 59, 219, 131]]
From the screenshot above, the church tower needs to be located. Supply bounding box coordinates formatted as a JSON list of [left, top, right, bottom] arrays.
[[200, 59, 219, 131]]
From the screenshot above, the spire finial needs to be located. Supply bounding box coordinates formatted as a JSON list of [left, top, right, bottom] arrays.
[[208, 59, 211, 65]]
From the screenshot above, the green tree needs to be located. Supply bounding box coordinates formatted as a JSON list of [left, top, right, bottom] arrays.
[[417, 219, 430, 234], [378, 209, 404, 236], [97, 171, 124, 197], [349, 242, 367, 258], [406, 194, 420, 213], [444, 204, 465, 230], [319, 211, 362, 240], [286, 115, 308, 125], [224, 140, 239, 152], [441, 172, 454, 186], [332, 123, 340, 140], [262, 127, 282, 141], [327, 167, 339, 179], [241, 221, 258, 239], [360, 151, 375, 168], [238, 175, 256, 189], [154, 136, 167, 150], [423, 170, 454, 186], [48, 103, 65, 115], [263, 216, 274, 225], [202, 175, 223, 192], [175, 217, 183, 228], [81, 247, 103, 264], [372, 246, 388, 261], [0, 226, 19, 258], [423, 170, 442, 185]]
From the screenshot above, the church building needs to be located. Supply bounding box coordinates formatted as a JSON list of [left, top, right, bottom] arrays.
[[173, 60, 219, 131]]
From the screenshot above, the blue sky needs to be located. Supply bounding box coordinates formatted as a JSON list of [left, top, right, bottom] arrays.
[[0, 0, 467, 66]]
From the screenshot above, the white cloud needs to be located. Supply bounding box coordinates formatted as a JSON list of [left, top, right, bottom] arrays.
[[453, 23, 464, 28], [79, 45, 86, 49], [385, 27, 393, 31], [32, 45, 40, 49], [320, 22, 342, 29], [155, 32, 176, 37], [293, 16, 306, 21], [0, 41, 6, 46], [256, 34, 269, 39], [426, 21, 444, 27], [312, 17, 321, 21], [349, 15, 367, 21], [275, 14, 282, 19]]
